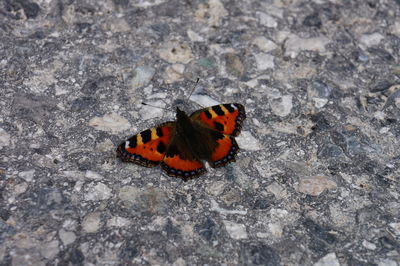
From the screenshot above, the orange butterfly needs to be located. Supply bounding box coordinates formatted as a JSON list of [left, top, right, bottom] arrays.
[[116, 103, 246, 181]]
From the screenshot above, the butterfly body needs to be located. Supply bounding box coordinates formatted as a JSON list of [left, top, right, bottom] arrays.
[[117, 103, 246, 181]]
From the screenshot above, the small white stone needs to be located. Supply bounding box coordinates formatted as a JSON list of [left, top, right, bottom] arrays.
[[379, 127, 390, 134], [252, 36, 278, 52], [256, 232, 269, 238], [390, 22, 400, 36], [269, 94, 293, 117], [389, 222, 400, 235], [284, 34, 330, 58], [82, 212, 101, 233], [268, 223, 283, 238], [359, 32, 384, 49], [267, 182, 288, 200], [14, 182, 28, 196], [297, 176, 337, 196], [40, 240, 59, 259], [255, 53, 275, 70], [195, 0, 228, 26], [139, 101, 165, 120], [164, 63, 185, 83], [257, 12, 278, 28], [313, 97, 329, 108], [0, 128, 11, 150], [377, 259, 398, 266], [89, 113, 131, 133], [362, 240, 377, 250], [158, 41, 194, 64], [85, 171, 103, 180], [223, 220, 248, 240], [85, 182, 112, 201], [130, 66, 155, 89], [59, 229, 76, 246], [18, 170, 35, 182], [187, 30, 204, 42], [313, 253, 340, 266], [236, 131, 261, 151], [107, 216, 131, 227], [189, 94, 220, 107]]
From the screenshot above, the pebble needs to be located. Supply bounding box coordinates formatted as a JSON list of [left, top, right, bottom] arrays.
[[359, 32, 384, 50], [107, 216, 131, 227], [189, 94, 220, 107], [223, 220, 248, 240], [377, 259, 398, 266], [164, 63, 185, 83], [85, 170, 104, 180], [297, 176, 337, 196], [389, 223, 400, 235], [268, 223, 283, 238], [269, 93, 293, 117], [313, 253, 340, 266], [82, 212, 101, 233], [255, 53, 275, 70], [130, 66, 155, 89], [139, 101, 165, 120], [40, 240, 59, 260], [257, 12, 278, 28], [362, 240, 377, 250], [59, 229, 76, 245], [0, 128, 10, 150], [18, 169, 35, 182], [89, 113, 131, 133], [187, 29, 204, 42], [194, 0, 228, 27], [236, 131, 261, 151], [158, 41, 194, 64], [84, 182, 112, 201], [284, 34, 330, 58], [224, 53, 245, 77], [266, 182, 288, 200], [252, 36, 278, 52]]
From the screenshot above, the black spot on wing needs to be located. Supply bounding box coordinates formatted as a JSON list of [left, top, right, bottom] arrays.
[[204, 110, 212, 119], [166, 144, 179, 157], [157, 141, 166, 154], [128, 136, 137, 148], [214, 121, 224, 132], [223, 104, 235, 113], [212, 105, 225, 115], [156, 127, 163, 137], [141, 129, 152, 143]]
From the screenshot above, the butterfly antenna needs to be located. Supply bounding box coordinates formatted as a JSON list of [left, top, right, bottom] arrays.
[[141, 102, 168, 111], [186, 78, 200, 102]]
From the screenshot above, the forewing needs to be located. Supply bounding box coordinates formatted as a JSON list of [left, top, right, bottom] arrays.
[[116, 122, 175, 167], [190, 103, 246, 136]]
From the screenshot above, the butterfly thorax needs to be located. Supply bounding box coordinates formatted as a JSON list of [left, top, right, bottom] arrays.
[[175, 107, 216, 161]]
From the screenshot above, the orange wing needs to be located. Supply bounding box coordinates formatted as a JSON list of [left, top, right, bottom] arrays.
[[116, 122, 174, 167], [190, 103, 246, 136], [161, 140, 206, 181]]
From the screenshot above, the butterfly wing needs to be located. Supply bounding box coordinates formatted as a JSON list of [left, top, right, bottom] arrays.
[[161, 137, 206, 181], [189, 103, 246, 136], [190, 103, 246, 168], [116, 122, 175, 167]]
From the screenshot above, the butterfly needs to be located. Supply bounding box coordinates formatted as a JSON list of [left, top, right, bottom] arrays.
[[116, 103, 246, 181]]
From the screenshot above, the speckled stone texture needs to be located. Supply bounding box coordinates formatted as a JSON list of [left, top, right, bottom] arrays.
[[1, 0, 400, 265]]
